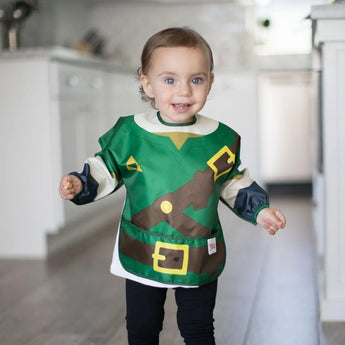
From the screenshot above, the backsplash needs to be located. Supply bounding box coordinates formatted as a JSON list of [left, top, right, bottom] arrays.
[[0, 0, 253, 70], [88, 1, 253, 70]]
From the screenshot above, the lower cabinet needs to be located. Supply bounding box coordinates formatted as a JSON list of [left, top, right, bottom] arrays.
[[0, 54, 140, 257]]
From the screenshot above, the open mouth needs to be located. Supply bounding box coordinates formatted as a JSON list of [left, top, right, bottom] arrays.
[[172, 103, 191, 111]]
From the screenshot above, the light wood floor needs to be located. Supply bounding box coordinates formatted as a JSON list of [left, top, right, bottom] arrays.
[[1, 195, 344, 345]]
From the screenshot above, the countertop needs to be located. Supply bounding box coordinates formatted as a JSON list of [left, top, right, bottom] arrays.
[[311, 2, 345, 19], [0, 46, 124, 71]]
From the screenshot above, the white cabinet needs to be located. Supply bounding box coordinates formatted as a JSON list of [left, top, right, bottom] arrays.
[[0, 50, 128, 257], [0, 58, 59, 258], [50, 62, 111, 226], [311, 4, 345, 321], [257, 71, 313, 184]]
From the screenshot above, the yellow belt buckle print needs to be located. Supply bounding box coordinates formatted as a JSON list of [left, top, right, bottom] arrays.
[[152, 242, 189, 275], [207, 145, 235, 181]]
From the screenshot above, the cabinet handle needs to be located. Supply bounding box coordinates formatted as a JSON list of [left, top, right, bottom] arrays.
[[66, 75, 80, 87]]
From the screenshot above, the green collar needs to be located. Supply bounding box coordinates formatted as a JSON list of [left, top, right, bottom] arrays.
[[157, 111, 197, 127]]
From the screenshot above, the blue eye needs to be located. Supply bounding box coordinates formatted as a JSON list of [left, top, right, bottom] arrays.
[[165, 78, 174, 85], [192, 77, 202, 85]]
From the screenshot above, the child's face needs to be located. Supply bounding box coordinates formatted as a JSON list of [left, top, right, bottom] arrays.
[[140, 46, 214, 124]]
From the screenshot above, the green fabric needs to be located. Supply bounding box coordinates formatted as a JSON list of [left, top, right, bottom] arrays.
[[96, 114, 241, 286]]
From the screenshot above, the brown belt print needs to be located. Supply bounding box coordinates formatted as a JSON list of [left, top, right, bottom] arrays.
[[132, 138, 239, 237], [119, 230, 225, 277]]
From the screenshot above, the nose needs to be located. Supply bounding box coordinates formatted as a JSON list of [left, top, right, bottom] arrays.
[[177, 81, 192, 97]]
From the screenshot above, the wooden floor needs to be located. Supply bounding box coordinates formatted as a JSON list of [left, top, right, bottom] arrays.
[[1, 195, 344, 345]]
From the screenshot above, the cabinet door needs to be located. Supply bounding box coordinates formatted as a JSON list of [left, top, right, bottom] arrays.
[[60, 101, 106, 172], [60, 100, 107, 224]]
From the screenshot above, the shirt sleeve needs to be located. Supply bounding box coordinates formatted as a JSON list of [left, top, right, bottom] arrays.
[[70, 156, 119, 205], [70, 119, 125, 205], [220, 169, 270, 224]]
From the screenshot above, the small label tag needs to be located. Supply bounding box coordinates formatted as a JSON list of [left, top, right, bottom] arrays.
[[207, 237, 217, 255]]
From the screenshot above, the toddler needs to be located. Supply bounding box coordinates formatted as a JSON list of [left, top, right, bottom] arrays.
[[60, 27, 286, 345]]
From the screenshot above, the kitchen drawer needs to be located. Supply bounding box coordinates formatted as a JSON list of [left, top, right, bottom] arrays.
[[50, 62, 106, 100]]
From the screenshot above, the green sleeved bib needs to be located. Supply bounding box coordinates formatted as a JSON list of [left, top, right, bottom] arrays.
[[97, 112, 241, 286]]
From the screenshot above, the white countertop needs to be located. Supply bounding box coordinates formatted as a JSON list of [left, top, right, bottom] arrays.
[[0, 46, 123, 70], [311, 3, 345, 44], [311, 3, 345, 19]]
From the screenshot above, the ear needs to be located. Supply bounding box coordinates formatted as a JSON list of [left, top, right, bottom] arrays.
[[140, 74, 154, 98], [208, 73, 215, 93]]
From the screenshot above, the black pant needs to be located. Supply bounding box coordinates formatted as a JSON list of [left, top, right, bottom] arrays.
[[126, 279, 217, 345]]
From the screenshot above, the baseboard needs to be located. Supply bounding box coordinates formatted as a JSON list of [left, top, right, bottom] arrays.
[[321, 299, 345, 321]]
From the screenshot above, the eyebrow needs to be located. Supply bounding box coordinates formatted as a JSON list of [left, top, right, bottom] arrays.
[[157, 71, 209, 77]]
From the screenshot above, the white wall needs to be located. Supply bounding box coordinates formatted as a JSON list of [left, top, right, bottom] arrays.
[[258, 71, 313, 183], [203, 71, 260, 180], [88, 1, 253, 71], [254, 0, 328, 55], [0, 0, 254, 71]]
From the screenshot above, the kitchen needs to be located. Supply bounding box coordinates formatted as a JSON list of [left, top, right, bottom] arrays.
[[0, 0, 344, 344]]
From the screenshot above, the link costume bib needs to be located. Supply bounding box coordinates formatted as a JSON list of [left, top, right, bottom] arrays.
[[71, 112, 269, 288]]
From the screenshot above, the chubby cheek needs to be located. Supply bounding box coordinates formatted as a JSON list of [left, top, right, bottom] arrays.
[[194, 88, 209, 104], [154, 89, 172, 104]]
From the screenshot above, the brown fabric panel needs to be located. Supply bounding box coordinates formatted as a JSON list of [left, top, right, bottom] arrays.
[[119, 230, 225, 277], [131, 168, 214, 236], [132, 144, 236, 237]]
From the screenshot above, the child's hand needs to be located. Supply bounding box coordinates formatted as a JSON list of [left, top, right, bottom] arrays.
[[256, 207, 286, 235], [59, 175, 83, 200]]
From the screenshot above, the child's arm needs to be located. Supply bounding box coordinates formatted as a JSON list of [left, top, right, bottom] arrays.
[[59, 174, 83, 200], [220, 169, 269, 223], [220, 169, 286, 234], [59, 156, 119, 205], [256, 207, 286, 235]]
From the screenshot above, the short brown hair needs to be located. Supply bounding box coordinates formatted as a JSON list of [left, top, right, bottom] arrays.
[[137, 27, 214, 107]]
